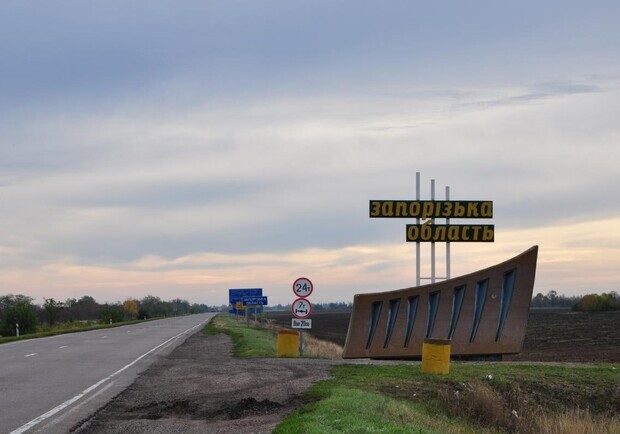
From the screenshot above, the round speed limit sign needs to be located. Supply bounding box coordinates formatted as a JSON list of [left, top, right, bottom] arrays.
[[292, 277, 313, 298], [292, 298, 312, 319]]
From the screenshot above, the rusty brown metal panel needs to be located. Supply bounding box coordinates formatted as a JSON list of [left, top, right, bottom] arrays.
[[343, 246, 538, 359]]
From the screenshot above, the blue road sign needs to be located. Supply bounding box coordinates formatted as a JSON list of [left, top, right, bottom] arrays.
[[243, 296, 268, 306], [229, 288, 263, 314]]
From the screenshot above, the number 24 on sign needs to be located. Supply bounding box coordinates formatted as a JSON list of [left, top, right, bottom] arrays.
[[293, 277, 313, 297]]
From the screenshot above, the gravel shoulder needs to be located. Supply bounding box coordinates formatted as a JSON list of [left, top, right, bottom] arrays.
[[72, 331, 341, 434]]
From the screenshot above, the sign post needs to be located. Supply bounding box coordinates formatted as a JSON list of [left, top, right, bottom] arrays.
[[229, 288, 263, 321], [291, 277, 313, 356], [235, 301, 245, 321], [243, 296, 268, 324]]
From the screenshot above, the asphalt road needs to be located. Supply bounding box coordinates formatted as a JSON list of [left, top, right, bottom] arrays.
[[0, 313, 215, 434]]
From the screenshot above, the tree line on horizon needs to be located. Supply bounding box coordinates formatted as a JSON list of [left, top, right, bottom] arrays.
[[530, 290, 620, 312], [263, 301, 353, 312], [266, 294, 619, 313], [0, 294, 211, 337], [2, 290, 617, 338]]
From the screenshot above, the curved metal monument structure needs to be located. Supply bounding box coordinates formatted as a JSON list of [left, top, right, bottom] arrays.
[[343, 246, 538, 359]]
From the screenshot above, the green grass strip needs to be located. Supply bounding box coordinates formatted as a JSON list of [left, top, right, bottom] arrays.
[[274, 363, 619, 433], [202, 313, 620, 432], [274, 386, 473, 434], [204, 313, 277, 357], [0, 318, 156, 344]]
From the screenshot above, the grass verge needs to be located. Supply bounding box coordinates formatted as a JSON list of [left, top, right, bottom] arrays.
[[203, 313, 619, 433], [205, 313, 343, 359], [204, 313, 277, 357], [275, 363, 620, 434], [0, 318, 154, 344]]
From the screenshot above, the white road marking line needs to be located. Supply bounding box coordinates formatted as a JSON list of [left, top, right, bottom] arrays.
[[101, 336, 107, 339], [24, 353, 37, 358], [10, 318, 210, 434], [36, 380, 116, 433], [58, 346, 68, 349]]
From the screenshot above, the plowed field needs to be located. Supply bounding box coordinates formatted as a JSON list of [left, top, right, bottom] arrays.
[[266, 309, 620, 362]]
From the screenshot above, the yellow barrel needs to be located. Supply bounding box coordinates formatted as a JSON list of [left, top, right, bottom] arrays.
[[277, 329, 300, 357], [421, 338, 451, 374]]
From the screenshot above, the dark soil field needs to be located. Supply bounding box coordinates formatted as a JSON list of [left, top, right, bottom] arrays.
[[266, 309, 620, 362]]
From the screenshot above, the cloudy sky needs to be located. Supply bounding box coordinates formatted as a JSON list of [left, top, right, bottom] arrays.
[[1, 1, 619, 306]]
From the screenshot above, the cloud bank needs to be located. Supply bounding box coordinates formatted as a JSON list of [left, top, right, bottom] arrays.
[[1, 1, 619, 304]]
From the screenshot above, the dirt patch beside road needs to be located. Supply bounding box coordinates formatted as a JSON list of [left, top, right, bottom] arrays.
[[72, 332, 339, 434]]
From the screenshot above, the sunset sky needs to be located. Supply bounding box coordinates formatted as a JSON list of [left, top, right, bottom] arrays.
[[1, 1, 619, 306]]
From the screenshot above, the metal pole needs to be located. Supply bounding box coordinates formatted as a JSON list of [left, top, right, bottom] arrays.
[[299, 331, 304, 357], [416, 172, 421, 287], [431, 179, 436, 284], [16, 323, 19, 337], [446, 185, 451, 280]]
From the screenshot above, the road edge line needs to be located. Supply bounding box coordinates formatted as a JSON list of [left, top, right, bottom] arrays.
[[10, 318, 209, 434]]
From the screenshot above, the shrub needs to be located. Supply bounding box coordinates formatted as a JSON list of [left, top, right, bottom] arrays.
[[438, 381, 508, 430], [1, 303, 38, 336], [123, 300, 139, 319], [573, 292, 620, 312], [99, 304, 125, 324]]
